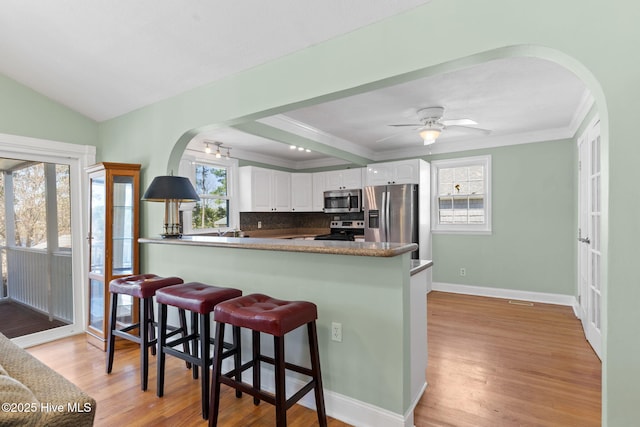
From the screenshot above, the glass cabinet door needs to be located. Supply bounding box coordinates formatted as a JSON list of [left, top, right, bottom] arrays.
[[112, 176, 134, 276], [112, 176, 135, 325], [88, 175, 106, 331], [90, 176, 105, 275]]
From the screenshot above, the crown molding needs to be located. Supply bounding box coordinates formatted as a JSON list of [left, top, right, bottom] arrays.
[[372, 127, 575, 160]]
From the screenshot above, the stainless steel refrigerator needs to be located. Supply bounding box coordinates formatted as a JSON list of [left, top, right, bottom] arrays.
[[364, 184, 419, 259]]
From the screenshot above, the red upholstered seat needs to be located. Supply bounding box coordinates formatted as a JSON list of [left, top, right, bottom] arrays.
[[156, 282, 242, 314], [209, 293, 326, 427], [109, 273, 184, 298], [214, 294, 318, 337], [107, 273, 186, 392], [156, 282, 243, 420]]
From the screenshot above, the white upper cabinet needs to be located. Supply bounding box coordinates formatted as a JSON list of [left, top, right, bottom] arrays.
[[324, 168, 363, 190], [366, 159, 422, 186], [291, 173, 313, 212], [312, 172, 326, 212], [239, 166, 291, 212]]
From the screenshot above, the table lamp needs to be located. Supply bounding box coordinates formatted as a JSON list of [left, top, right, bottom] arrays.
[[142, 175, 200, 238]]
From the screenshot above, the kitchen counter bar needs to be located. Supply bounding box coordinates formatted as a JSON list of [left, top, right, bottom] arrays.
[[410, 259, 433, 276], [139, 234, 429, 427], [139, 235, 417, 257]]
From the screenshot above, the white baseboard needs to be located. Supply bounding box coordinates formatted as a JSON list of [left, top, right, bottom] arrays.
[[431, 282, 578, 309], [221, 361, 415, 427]]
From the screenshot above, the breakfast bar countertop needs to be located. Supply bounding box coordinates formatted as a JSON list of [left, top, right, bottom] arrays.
[[410, 259, 433, 276], [139, 235, 418, 258]]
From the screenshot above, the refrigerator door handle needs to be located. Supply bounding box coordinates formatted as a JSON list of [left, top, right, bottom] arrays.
[[384, 190, 391, 242], [380, 190, 387, 242]]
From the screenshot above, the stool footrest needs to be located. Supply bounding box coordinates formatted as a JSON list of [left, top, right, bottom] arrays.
[[219, 374, 316, 411], [163, 347, 205, 367], [117, 322, 140, 334], [256, 354, 314, 378], [111, 329, 153, 346]]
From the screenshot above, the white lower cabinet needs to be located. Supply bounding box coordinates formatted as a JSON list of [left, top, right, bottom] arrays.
[[239, 166, 291, 212]]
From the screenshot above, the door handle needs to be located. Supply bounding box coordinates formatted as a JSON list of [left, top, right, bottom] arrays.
[[578, 237, 591, 244]]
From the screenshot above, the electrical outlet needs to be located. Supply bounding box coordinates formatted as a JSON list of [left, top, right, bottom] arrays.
[[331, 322, 342, 342], [257, 221, 262, 229], [460, 267, 466, 276]]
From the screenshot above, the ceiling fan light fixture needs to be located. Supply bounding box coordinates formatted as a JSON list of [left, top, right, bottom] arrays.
[[419, 126, 442, 145]]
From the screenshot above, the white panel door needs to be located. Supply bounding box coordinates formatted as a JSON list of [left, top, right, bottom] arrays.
[[577, 117, 602, 359]]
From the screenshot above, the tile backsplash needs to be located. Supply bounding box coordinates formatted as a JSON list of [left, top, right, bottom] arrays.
[[240, 212, 329, 231], [239, 211, 363, 231]]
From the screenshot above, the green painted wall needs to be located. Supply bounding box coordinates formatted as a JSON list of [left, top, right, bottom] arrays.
[[142, 243, 413, 414], [96, 0, 640, 423], [0, 73, 98, 145], [427, 140, 576, 295]]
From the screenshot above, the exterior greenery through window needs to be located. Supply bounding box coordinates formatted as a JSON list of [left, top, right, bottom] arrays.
[[193, 163, 229, 230], [431, 155, 491, 234], [0, 162, 71, 249]]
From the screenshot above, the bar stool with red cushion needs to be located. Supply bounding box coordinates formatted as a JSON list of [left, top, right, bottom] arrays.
[[208, 293, 327, 427], [106, 273, 186, 391], [156, 282, 243, 420]]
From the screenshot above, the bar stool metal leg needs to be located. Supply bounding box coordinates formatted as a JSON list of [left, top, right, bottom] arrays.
[[140, 297, 150, 391], [308, 321, 327, 426], [274, 335, 286, 427], [200, 312, 211, 419], [209, 321, 225, 427], [106, 292, 118, 374], [252, 330, 260, 405]]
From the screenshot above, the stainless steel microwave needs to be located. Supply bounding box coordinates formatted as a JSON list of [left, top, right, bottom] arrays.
[[323, 189, 362, 213]]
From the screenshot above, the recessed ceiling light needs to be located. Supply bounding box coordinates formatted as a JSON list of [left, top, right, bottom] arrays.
[[290, 145, 297, 150]]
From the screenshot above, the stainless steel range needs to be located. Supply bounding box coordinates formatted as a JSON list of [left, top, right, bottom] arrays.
[[314, 220, 365, 241]]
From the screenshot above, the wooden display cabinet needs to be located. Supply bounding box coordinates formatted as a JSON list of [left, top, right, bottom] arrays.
[[86, 162, 141, 351]]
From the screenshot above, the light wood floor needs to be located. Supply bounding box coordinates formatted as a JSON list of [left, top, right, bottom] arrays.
[[415, 292, 601, 426], [27, 292, 601, 426]]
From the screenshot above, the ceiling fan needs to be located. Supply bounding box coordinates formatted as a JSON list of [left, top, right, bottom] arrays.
[[382, 106, 491, 145]]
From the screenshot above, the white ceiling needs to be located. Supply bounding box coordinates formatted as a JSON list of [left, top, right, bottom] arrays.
[[193, 57, 591, 168], [0, 1, 591, 169], [0, 0, 430, 121]]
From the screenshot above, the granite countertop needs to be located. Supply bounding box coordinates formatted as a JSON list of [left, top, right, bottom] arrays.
[[410, 259, 433, 276], [139, 235, 417, 258], [237, 228, 329, 239]]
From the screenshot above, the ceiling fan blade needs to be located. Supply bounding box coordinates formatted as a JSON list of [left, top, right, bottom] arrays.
[[445, 124, 491, 135], [441, 118, 478, 126], [388, 123, 422, 127], [376, 128, 416, 142]]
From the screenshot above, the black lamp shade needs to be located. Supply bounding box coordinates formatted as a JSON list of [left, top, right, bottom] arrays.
[[142, 175, 200, 202]]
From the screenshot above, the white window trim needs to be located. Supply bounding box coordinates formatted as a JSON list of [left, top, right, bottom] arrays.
[[179, 152, 239, 235], [431, 155, 492, 235]]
